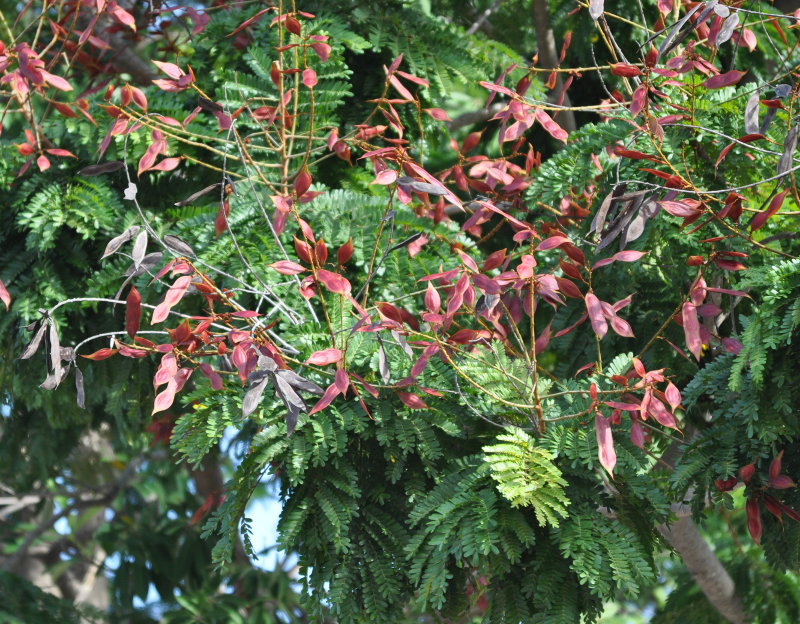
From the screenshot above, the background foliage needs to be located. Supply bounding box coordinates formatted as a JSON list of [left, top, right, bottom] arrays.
[[2, 1, 800, 623]]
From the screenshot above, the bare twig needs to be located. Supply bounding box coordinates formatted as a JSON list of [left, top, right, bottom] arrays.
[[446, 102, 505, 133], [466, 0, 505, 36]]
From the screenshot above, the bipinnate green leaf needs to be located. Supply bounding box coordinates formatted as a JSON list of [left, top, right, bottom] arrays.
[[483, 428, 570, 527]]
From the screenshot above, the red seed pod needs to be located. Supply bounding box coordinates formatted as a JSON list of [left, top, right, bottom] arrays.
[[461, 131, 482, 154], [746, 497, 762, 544], [81, 348, 118, 360], [610, 63, 642, 78], [714, 476, 737, 492], [337, 238, 354, 265], [769, 451, 784, 483], [482, 249, 507, 272], [284, 16, 302, 36], [293, 167, 312, 198], [739, 462, 756, 484], [425, 282, 441, 313], [771, 475, 796, 489], [559, 259, 582, 279], [314, 238, 328, 265], [556, 277, 582, 299], [120, 84, 132, 107], [214, 201, 230, 237], [763, 494, 784, 522], [297, 218, 316, 243], [644, 45, 658, 68], [125, 286, 141, 340], [294, 237, 313, 264], [270, 61, 281, 88]]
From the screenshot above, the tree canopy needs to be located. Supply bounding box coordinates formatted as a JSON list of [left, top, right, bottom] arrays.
[[2, 1, 800, 623]]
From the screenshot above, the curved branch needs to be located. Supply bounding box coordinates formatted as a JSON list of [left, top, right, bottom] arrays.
[[446, 102, 505, 133], [659, 517, 749, 624]]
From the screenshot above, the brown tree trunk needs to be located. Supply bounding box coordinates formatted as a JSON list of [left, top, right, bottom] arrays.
[[659, 516, 749, 624]]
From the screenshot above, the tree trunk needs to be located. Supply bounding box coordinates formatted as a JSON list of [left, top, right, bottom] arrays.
[[659, 516, 749, 624]]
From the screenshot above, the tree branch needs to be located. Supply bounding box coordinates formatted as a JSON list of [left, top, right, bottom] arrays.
[[466, 0, 505, 36], [446, 102, 505, 133], [659, 517, 749, 624], [1, 450, 154, 575], [601, 433, 748, 624], [77, 1, 157, 84], [531, 0, 577, 135]]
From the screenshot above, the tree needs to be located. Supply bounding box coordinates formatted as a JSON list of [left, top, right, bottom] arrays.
[[2, 1, 800, 622]]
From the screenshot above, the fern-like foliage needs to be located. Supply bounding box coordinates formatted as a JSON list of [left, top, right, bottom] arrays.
[[483, 428, 569, 527], [559, 511, 656, 599], [525, 119, 631, 207], [9, 2, 800, 622], [678, 259, 800, 498], [728, 259, 800, 391]]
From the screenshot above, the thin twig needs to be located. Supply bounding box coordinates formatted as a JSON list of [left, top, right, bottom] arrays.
[[466, 0, 504, 36]]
